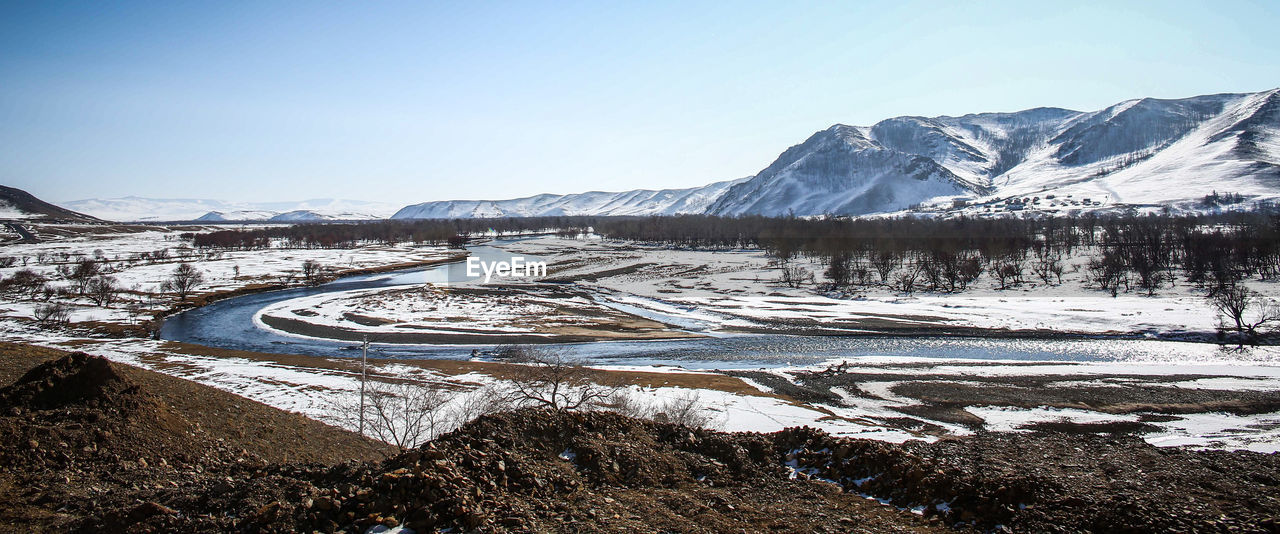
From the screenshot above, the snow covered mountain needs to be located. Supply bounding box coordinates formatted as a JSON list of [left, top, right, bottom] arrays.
[[712, 89, 1280, 216], [394, 88, 1280, 219], [391, 178, 748, 219], [706, 125, 973, 216], [59, 197, 398, 222]]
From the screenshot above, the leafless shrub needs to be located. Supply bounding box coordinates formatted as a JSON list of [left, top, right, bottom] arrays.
[[780, 264, 814, 288], [653, 391, 716, 428], [603, 389, 654, 420], [329, 379, 457, 451], [505, 345, 616, 411], [448, 384, 517, 427], [604, 389, 717, 429], [33, 302, 71, 325]]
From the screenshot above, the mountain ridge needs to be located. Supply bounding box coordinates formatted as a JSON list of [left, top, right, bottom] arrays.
[[58, 197, 399, 222], [393, 88, 1280, 219], [391, 177, 750, 219], [0, 185, 99, 222]]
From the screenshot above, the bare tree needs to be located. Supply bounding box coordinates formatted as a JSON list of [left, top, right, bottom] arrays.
[[1211, 285, 1250, 333], [1130, 248, 1166, 296], [69, 259, 100, 295], [275, 271, 298, 285], [161, 262, 204, 301], [125, 299, 148, 324], [1033, 254, 1064, 285], [1, 269, 46, 299], [301, 260, 325, 286], [851, 263, 874, 287], [1087, 252, 1127, 297], [992, 259, 1024, 290], [1209, 285, 1280, 340], [366, 381, 455, 450], [506, 346, 615, 411], [870, 249, 900, 285], [87, 275, 120, 307], [824, 253, 851, 289], [892, 263, 921, 295]]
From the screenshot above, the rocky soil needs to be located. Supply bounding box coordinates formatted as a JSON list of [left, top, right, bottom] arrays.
[[1, 347, 1278, 533]]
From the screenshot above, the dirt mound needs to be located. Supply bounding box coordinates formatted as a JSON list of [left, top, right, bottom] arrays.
[[3, 346, 1278, 533], [54, 406, 1280, 533], [776, 427, 1280, 532], [0, 344, 393, 533], [73, 409, 946, 533], [0, 353, 141, 411]]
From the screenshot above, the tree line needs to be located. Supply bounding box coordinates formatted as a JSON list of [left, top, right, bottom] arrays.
[[186, 217, 600, 250], [181, 213, 1280, 300]]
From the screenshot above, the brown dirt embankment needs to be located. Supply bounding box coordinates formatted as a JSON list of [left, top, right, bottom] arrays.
[[2, 343, 1278, 533]]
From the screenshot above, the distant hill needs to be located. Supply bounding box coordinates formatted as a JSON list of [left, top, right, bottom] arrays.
[[392, 177, 749, 219], [0, 185, 99, 222], [58, 196, 397, 222], [394, 88, 1280, 219]]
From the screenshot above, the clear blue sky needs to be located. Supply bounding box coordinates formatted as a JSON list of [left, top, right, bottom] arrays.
[[2, 1, 1278, 204]]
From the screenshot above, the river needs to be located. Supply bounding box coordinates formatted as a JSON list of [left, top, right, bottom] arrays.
[[160, 240, 1262, 369]]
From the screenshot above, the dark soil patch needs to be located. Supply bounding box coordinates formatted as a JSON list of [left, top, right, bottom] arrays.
[[726, 370, 843, 404], [1018, 420, 1162, 434], [891, 381, 1280, 415], [893, 404, 985, 428]]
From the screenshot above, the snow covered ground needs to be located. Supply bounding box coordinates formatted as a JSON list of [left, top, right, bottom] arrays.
[[0, 225, 452, 323], [504, 236, 1274, 338], [2, 227, 1279, 453], [7, 311, 1279, 451], [252, 284, 686, 340]]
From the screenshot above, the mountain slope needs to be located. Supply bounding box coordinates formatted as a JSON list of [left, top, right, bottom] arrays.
[[987, 89, 1280, 207], [390, 88, 1280, 218], [0, 185, 99, 222], [392, 178, 748, 219], [707, 125, 972, 216], [718, 90, 1280, 216]]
